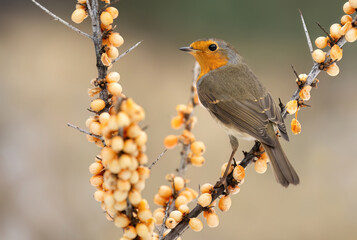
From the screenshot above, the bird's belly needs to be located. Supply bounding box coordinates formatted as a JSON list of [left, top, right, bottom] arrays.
[[212, 115, 256, 141]]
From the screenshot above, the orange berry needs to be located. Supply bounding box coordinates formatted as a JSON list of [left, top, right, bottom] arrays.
[[128, 189, 142, 206], [190, 141, 206, 155], [99, 112, 110, 125], [175, 195, 188, 208], [166, 217, 177, 229], [173, 176, 185, 191], [330, 23, 342, 39], [111, 136, 124, 152], [218, 195, 232, 212], [330, 45, 343, 61], [90, 98, 106, 112], [254, 159, 267, 174], [136, 223, 149, 238], [206, 212, 219, 228], [109, 32, 124, 47], [114, 200, 127, 211], [106, 71, 120, 83], [291, 118, 302, 135], [315, 36, 328, 49], [114, 213, 130, 228], [345, 28, 357, 42], [296, 73, 308, 84], [349, 0, 357, 8], [344, 2, 356, 14], [164, 135, 178, 149], [105, 7, 119, 19], [107, 46, 119, 59], [108, 82, 122, 96], [340, 22, 353, 36], [94, 190, 105, 202], [299, 86, 312, 101], [158, 185, 173, 198], [200, 183, 213, 194], [169, 210, 183, 222], [227, 185, 240, 195], [312, 49, 326, 63], [135, 131, 147, 146], [189, 218, 203, 232], [233, 165, 245, 181], [89, 162, 103, 175], [178, 204, 190, 214], [326, 63, 340, 77], [197, 193, 212, 207], [190, 155, 205, 166], [123, 225, 137, 239], [71, 8, 87, 24], [153, 194, 167, 206], [179, 190, 194, 202], [171, 115, 183, 129], [90, 175, 103, 187], [286, 100, 298, 114], [100, 11, 113, 26], [153, 208, 165, 224], [341, 15, 353, 25], [101, 52, 111, 66]]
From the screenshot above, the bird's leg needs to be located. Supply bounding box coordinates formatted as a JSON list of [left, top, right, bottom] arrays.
[[215, 136, 238, 191]]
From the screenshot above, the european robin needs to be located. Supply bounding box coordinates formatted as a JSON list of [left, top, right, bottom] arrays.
[[180, 38, 299, 187]]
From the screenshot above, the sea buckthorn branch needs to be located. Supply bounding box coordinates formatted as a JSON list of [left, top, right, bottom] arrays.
[[165, 2, 357, 239], [34, 1, 154, 239], [152, 63, 201, 240]]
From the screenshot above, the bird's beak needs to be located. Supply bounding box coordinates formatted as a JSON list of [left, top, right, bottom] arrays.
[[179, 46, 196, 52]]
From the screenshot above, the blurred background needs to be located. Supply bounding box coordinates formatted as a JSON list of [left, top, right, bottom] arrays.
[[1, 0, 356, 239]]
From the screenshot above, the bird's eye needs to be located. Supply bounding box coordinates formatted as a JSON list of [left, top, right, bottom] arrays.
[[208, 44, 217, 51]]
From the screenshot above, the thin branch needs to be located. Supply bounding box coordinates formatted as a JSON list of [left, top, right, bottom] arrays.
[[299, 9, 313, 55], [31, 0, 93, 40], [149, 149, 168, 169], [112, 41, 143, 63], [67, 123, 99, 138]]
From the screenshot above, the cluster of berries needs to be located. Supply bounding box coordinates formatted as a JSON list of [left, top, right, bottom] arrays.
[[286, 1, 357, 135], [164, 101, 206, 167], [71, 0, 124, 67], [88, 96, 153, 240]]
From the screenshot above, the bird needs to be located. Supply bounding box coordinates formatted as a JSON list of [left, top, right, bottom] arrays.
[[180, 38, 299, 187]]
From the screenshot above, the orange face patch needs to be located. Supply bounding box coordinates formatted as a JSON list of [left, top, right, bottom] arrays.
[[189, 40, 228, 80]]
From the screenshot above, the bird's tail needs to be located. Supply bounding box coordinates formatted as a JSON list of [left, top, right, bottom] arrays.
[[261, 141, 299, 187]]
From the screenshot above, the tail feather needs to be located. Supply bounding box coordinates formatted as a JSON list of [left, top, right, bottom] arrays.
[[261, 141, 299, 187]]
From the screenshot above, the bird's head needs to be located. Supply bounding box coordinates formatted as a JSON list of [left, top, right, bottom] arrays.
[[180, 38, 242, 79]]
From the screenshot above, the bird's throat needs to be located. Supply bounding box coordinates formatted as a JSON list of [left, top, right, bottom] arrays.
[[194, 54, 228, 81]]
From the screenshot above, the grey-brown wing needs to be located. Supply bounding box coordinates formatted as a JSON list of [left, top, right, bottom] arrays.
[[197, 65, 288, 146]]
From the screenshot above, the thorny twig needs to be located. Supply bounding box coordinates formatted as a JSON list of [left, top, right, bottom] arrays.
[[67, 123, 106, 146], [112, 41, 143, 63], [149, 149, 168, 169], [31, 0, 93, 40]]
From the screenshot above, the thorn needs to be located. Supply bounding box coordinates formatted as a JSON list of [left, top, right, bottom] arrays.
[[316, 22, 334, 44], [299, 9, 314, 54]]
